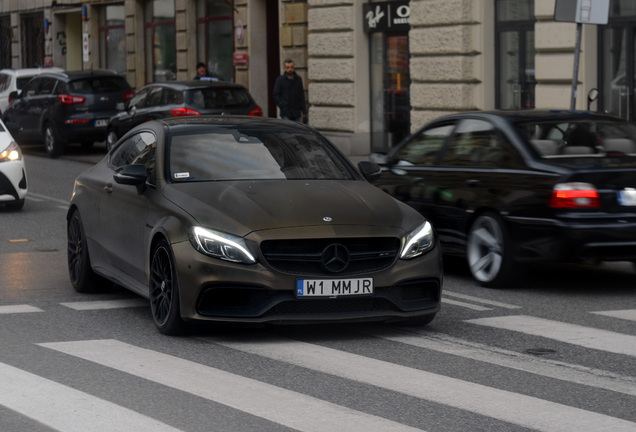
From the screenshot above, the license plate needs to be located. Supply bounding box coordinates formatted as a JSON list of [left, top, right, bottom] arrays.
[[95, 119, 108, 127], [617, 189, 636, 206], [297, 278, 373, 298]]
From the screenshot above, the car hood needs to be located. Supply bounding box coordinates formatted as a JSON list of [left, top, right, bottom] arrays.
[[163, 180, 419, 236]]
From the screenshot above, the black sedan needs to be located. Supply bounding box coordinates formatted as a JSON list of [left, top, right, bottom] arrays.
[[105, 80, 262, 152], [67, 116, 442, 334], [371, 110, 636, 287]]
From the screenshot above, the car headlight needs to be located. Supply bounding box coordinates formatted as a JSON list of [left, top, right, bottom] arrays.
[[400, 221, 434, 259], [190, 226, 256, 264], [0, 142, 21, 162]]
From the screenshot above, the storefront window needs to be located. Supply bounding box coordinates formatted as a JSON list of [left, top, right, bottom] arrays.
[[196, 0, 233, 82], [495, 0, 535, 109], [99, 5, 126, 75], [145, 0, 176, 83]]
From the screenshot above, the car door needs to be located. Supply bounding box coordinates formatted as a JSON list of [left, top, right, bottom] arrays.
[[4, 77, 45, 140], [99, 131, 157, 286]]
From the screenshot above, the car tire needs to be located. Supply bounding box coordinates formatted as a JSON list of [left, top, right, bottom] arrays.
[[106, 130, 118, 153], [67, 210, 112, 293], [44, 123, 65, 158], [466, 212, 520, 287], [149, 239, 186, 335], [5, 199, 25, 210]]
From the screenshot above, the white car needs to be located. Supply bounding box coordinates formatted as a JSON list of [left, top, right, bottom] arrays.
[[0, 67, 64, 118], [0, 118, 27, 210]]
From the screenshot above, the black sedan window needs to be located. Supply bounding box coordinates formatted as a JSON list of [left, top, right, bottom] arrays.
[[392, 124, 454, 165], [188, 88, 252, 109], [169, 130, 354, 181]]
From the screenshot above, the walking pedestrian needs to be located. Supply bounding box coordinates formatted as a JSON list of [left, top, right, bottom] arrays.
[[193, 62, 223, 81], [273, 59, 307, 122]]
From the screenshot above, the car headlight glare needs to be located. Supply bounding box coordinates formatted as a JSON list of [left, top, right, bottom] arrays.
[[190, 226, 256, 264], [0, 142, 21, 162], [400, 221, 434, 259]]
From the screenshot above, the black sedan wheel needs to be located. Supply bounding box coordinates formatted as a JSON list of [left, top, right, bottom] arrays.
[[106, 130, 118, 153], [466, 213, 519, 287], [150, 240, 185, 335], [67, 210, 111, 293], [44, 123, 65, 158]]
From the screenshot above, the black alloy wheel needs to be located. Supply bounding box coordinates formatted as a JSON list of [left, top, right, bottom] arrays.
[[149, 239, 186, 335], [44, 123, 65, 158], [67, 210, 111, 293], [466, 212, 520, 287]]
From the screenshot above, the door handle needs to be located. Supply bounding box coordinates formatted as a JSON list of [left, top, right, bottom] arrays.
[[104, 184, 113, 194], [466, 179, 480, 187]]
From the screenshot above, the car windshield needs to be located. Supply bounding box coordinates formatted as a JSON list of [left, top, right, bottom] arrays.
[[186, 88, 252, 109], [68, 77, 129, 94], [169, 128, 355, 181], [515, 119, 636, 158]]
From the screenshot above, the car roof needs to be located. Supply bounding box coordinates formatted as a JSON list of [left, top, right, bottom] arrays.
[[35, 69, 124, 81], [430, 109, 626, 125], [158, 115, 307, 128], [139, 80, 248, 91], [0, 67, 64, 77]]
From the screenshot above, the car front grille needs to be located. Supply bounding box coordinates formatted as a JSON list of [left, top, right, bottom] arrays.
[[260, 237, 400, 276], [195, 279, 441, 320]]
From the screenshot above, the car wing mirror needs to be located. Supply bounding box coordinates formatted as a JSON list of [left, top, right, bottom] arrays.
[[114, 164, 148, 194], [357, 161, 382, 182]]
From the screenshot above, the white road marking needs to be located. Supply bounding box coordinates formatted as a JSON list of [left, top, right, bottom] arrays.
[[361, 326, 636, 397], [0, 362, 182, 432], [443, 290, 522, 309], [442, 298, 492, 311], [206, 333, 636, 432], [27, 192, 69, 205], [61, 299, 147, 310], [591, 309, 636, 322], [39, 339, 425, 432], [466, 315, 636, 357], [0, 304, 43, 314]]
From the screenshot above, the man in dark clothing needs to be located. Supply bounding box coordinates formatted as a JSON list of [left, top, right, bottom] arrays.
[[273, 59, 307, 122], [193, 62, 222, 81]]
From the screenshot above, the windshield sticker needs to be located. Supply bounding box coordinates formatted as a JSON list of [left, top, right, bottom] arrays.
[[174, 172, 190, 179]]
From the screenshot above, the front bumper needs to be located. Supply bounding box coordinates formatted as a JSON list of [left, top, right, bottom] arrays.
[[0, 163, 27, 202], [172, 237, 442, 324]]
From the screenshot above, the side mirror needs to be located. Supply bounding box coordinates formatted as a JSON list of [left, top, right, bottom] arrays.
[[114, 164, 147, 194], [358, 161, 382, 182], [8, 91, 20, 103]]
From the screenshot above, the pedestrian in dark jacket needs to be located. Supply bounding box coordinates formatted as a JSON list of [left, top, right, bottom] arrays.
[[273, 59, 307, 122], [193, 62, 222, 81]]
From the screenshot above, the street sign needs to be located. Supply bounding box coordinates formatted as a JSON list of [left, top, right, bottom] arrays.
[[554, 0, 610, 25]]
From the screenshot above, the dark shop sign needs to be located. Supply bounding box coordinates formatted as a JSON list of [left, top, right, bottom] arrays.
[[363, 1, 410, 33]]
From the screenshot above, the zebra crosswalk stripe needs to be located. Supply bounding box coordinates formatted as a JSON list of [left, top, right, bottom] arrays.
[[39, 339, 424, 432], [466, 315, 636, 357], [0, 362, 182, 432]]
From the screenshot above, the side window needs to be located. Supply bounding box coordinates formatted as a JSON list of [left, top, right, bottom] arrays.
[[22, 78, 41, 97], [0, 74, 8, 92], [128, 87, 151, 109], [38, 78, 58, 96], [392, 124, 454, 165], [441, 119, 524, 168], [164, 88, 181, 105], [146, 87, 164, 107], [109, 131, 157, 179]]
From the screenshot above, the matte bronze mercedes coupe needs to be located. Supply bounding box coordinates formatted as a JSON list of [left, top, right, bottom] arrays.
[[67, 117, 442, 334]]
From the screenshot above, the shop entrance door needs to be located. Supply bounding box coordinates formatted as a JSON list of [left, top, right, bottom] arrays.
[[600, 23, 636, 120], [370, 33, 410, 153]]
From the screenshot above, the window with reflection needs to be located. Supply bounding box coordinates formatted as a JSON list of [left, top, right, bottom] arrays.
[[495, 0, 536, 110], [99, 5, 126, 75], [196, 0, 233, 82], [145, 0, 176, 83]]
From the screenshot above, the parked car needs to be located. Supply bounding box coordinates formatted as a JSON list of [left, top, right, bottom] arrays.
[[370, 110, 636, 287], [0, 119, 27, 210], [105, 80, 263, 152], [3, 70, 133, 157], [0, 67, 64, 118], [67, 116, 441, 334]]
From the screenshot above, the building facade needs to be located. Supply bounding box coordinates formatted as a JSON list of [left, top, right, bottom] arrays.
[[1, 0, 635, 160]]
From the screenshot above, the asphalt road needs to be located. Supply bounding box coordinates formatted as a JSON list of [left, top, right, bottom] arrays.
[[0, 150, 635, 432]]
